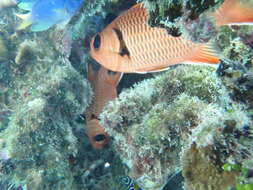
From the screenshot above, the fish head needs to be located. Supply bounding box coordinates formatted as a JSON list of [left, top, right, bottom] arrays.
[[90, 27, 122, 71], [86, 119, 109, 149]]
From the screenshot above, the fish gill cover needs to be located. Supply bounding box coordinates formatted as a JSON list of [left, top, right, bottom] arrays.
[[0, 0, 253, 190]]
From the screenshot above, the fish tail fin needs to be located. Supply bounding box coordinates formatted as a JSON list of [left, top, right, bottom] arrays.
[[186, 41, 220, 65], [100, 67, 123, 86], [213, 0, 253, 26], [15, 13, 32, 30]]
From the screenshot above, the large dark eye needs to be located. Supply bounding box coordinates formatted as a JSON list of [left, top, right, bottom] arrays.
[[93, 34, 101, 49], [94, 134, 106, 142]]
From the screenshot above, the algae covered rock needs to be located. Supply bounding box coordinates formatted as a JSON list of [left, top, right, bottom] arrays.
[[0, 58, 91, 189], [182, 101, 252, 190], [138, 0, 223, 39], [101, 65, 232, 190], [101, 63, 253, 190]]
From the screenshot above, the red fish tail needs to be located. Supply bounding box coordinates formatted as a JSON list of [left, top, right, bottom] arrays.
[[214, 0, 253, 26], [186, 42, 220, 64]]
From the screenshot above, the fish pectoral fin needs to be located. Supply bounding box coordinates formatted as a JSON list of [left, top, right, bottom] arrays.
[[185, 41, 220, 65], [87, 63, 97, 81], [16, 20, 32, 30]]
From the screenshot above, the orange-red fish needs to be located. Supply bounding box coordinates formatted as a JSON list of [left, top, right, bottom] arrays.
[[90, 0, 253, 73], [85, 64, 122, 149]]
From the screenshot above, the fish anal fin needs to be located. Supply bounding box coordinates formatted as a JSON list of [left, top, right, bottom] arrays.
[[186, 42, 220, 65], [214, 0, 253, 26]]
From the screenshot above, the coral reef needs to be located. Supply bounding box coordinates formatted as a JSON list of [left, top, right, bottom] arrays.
[[101, 66, 253, 190], [0, 2, 130, 189], [215, 26, 253, 117], [182, 101, 252, 190], [1, 0, 253, 190], [100, 65, 230, 190], [138, 0, 223, 40]]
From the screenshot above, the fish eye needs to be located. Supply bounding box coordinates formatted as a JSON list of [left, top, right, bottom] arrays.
[[93, 34, 101, 49], [94, 134, 106, 142]]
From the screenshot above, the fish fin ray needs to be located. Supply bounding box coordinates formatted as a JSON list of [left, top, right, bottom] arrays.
[[213, 0, 253, 26], [186, 41, 220, 64]]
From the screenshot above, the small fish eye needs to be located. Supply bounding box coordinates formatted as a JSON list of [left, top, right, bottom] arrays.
[[93, 34, 101, 49], [94, 134, 106, 142]]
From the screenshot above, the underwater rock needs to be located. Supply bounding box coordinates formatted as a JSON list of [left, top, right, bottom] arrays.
[[101, 62, 253, 190], [0, 60, 92, 189], [139, 0, 223, 39], [182, 143, 238, 190], [217, 59, 253, 112], [0, 1, 132, 189], [0, 34, 8, 62], [182, 99, 252, 190], [215, 26, 253, 117], [100, 65, 231, 190], [15, 40, 37, 66]]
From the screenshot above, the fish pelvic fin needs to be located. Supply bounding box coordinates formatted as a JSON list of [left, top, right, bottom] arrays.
[[186, 41, 220, 65], [213, 0, 253, 26]]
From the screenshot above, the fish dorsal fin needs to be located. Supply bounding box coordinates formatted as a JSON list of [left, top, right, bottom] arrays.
[[185, 41, 220, 65], [131, 2, 144, 9], [99, 67, 123, 86]]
